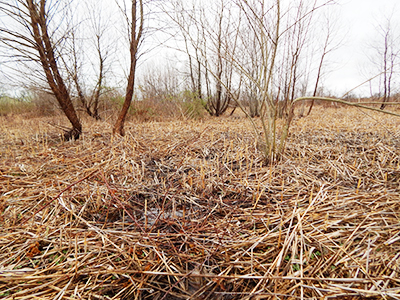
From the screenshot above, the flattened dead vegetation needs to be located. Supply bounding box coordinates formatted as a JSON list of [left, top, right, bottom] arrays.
[[1, 108, 400, 299]]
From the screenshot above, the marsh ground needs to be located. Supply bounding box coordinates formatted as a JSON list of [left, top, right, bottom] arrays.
[[0, 107, 399, 299]]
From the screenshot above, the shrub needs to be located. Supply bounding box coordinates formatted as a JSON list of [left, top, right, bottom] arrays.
[[0, 95, 35, 116]]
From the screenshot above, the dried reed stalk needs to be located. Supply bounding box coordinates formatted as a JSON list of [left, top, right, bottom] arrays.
[[1, 108, 399, 299]]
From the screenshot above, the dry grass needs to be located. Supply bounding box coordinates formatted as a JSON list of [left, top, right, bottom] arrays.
[[0, 107, 399, 300]]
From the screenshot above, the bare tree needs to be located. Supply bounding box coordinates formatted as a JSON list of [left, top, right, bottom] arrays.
[[0, 0, 82, 140], [305, 10, 341, 116], [164, 0, 336, 162], [113, 0, 144, 136], [138, 62, 180, 100], [193, 0, 336, 163], [275, 0, 316, 118], [206, 0, 231, 117], [376, 17, 399, 110], [362, 11, 400, 110], [173, 0, 204, 101], [168, 0, 240, 117], [63, 3, 111, 121], [235, 0, 282, 162], [236, 23, 262, 117]]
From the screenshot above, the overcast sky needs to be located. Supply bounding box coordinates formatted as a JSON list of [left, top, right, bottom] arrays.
[[325, 0, 399, 97]]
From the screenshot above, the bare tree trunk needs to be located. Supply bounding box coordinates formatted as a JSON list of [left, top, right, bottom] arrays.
[[306, 52, 325, 116], [305, 12, 339, 117], [197, 59, 202, 100], [380, 31, 389, 110], [27, 0, 81, 140], [89, 34, 105, 121], [72, 33, 104, 121], [186, 39, 196, 94], [113, 58, 137, 135], [113, 0, 143, 136], [205, 1, 232, 117]]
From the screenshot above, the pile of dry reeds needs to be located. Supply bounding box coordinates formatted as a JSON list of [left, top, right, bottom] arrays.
[[1, 108, 399, 299]]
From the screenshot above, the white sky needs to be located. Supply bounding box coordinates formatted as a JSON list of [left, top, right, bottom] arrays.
[[325, 0, 399, 97]]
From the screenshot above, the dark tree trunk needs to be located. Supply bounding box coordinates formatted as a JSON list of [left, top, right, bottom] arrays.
[[113, 0, 143, 136], [27, 0, 81, 140], [113, 59, 137, 136]]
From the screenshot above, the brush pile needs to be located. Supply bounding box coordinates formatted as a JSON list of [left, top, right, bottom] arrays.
[[1, 108, 399, 299]]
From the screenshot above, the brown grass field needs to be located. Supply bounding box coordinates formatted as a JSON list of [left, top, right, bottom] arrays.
[[0, 107, 400, 299]]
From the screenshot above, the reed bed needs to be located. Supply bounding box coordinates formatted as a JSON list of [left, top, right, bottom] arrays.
[[0, 107, 399, 299]]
